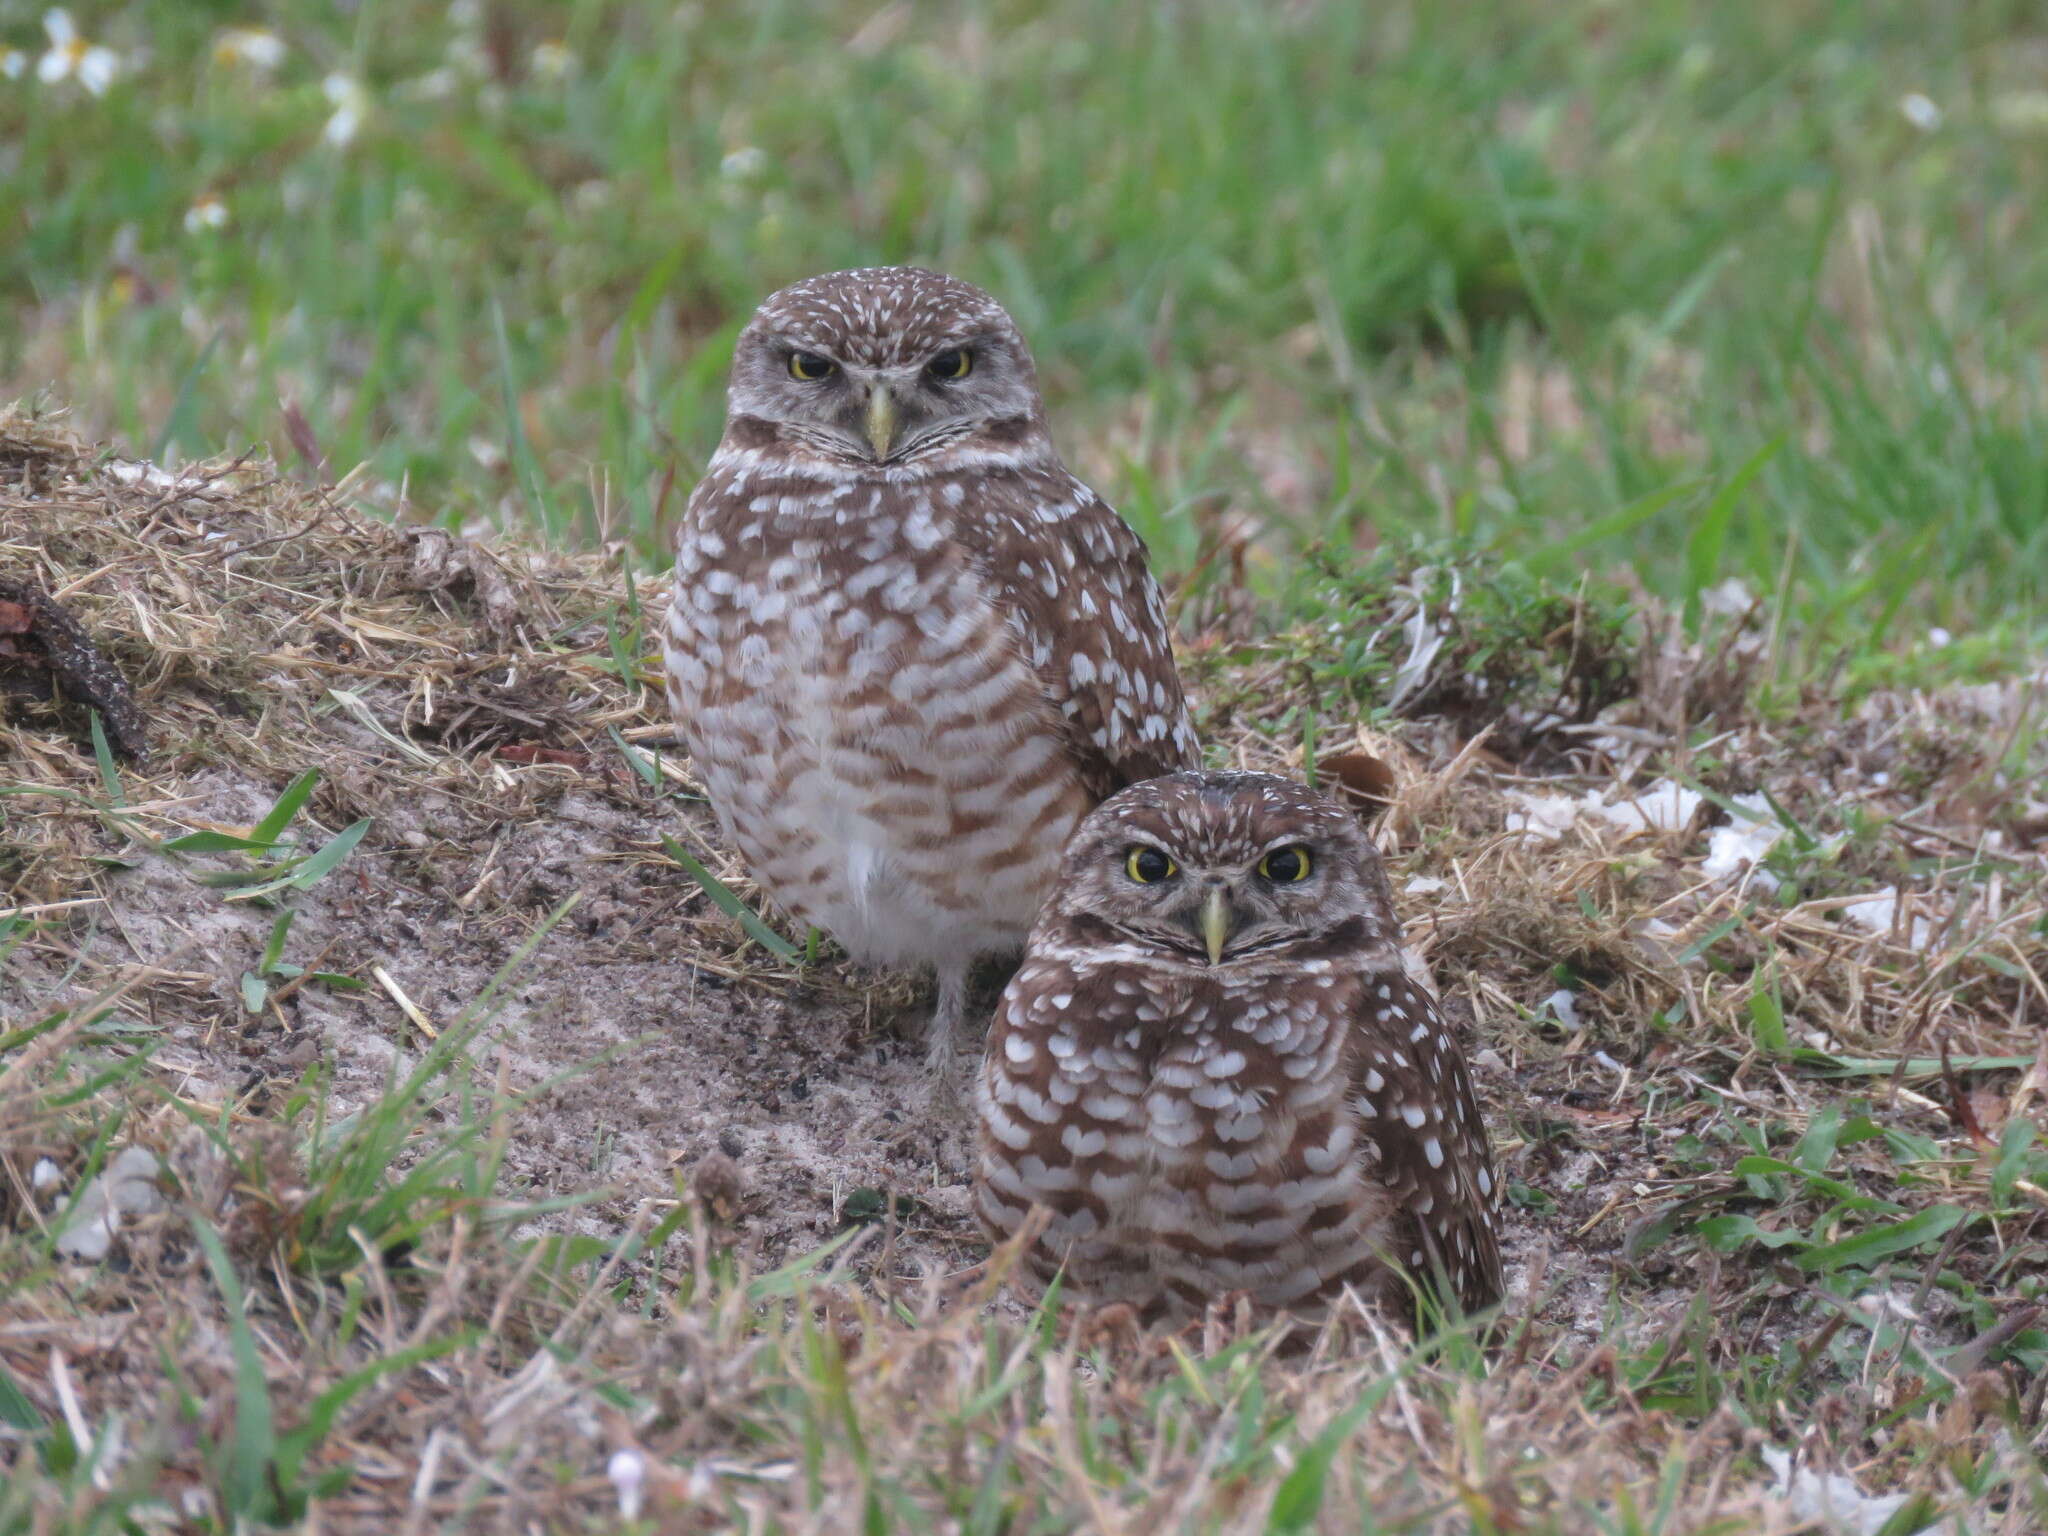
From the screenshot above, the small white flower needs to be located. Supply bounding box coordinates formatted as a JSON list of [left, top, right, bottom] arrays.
[[70, 43, 115, 92], [184, 193, 229, 233], [531, 40, 574, 80], [1899, 93, 1942, 132], [322, 72, 368, 146], [2, 48, 27, 79], [38, 9, 121, 95], [607, 1449, 647, 1520], [214, 28, 286, 72], [720, 145, 768, 181], [1926, 626, 1952, 649]]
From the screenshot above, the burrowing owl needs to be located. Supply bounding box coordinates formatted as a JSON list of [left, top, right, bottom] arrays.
[[975, 771, 1503, 1320], [663, 267, 1198, 1081]]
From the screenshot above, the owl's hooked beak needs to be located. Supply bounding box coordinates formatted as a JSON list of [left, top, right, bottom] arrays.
[[864, 383, 902, 461], [1198, 886, 1233, 966]]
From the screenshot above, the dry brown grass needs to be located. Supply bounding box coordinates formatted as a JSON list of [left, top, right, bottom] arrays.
[[3, 406, 2046, 1531]]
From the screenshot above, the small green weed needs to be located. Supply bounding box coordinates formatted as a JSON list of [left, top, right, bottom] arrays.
[[236, 907, 364, 1016], [169, 769, 371, 904]]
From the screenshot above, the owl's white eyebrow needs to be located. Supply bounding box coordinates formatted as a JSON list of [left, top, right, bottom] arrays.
[[1252, 835, 1314, 857]]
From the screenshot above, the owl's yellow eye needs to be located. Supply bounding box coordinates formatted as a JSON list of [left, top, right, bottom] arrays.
[[928, 348, 972, 380], [1257, 845, 1313, 883], [1125, 845, 1177, 884], [788, 351, 836, 381]]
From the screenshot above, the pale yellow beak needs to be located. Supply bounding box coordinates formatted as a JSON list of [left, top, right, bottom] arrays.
[[864, 384, 900, 461], [1199, 887, 1231, 966]]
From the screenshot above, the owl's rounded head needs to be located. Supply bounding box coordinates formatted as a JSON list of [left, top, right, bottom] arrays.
[[725, 266, 1051, 469], [1049, 771, 1398, 967]]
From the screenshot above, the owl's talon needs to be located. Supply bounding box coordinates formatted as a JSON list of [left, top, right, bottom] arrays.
[[1201, 1290, 1258, 1353], [1077, 1301, 1144, 1354]]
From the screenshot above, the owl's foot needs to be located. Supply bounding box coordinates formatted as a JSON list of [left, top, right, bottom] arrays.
[[922, 961, 971, 1111], [1201, 1289, 1259, 1353], [1078, 1302, 1145, 1354]]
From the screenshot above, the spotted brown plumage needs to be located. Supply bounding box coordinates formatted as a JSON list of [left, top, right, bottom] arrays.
[[975, 771, 1504, 1320], [663, 267, 1198, 1082]]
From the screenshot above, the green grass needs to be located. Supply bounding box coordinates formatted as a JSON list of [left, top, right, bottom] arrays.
[[5, 0, 2048, 658]]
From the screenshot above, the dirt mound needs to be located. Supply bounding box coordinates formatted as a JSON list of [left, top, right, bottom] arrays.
[[2, 407, 973, 1275]]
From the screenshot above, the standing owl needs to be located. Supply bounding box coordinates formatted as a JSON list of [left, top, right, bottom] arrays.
[[975, 771, 1504, 1320], [663, 267, 1198, 1082]]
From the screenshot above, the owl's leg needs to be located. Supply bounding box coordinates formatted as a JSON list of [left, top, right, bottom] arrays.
[[925, 957, 971, 1096]]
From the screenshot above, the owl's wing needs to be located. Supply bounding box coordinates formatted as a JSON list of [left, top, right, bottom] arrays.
[[979, 470, 1200, 799], [1352, 971, 1505, 1315]]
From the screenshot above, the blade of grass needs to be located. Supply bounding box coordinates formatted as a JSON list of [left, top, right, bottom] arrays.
[[224, 818, 371, 902], [88, 713, 124, 807], [608, 724, 661, 790], [1685, 435, 1784, 613], [259, 909, 296, 975], [153, 330, 224, 463], [190, 1214, 278, 1518], [660, 833, 801, 962], [1266, 1371, 1402, 1532], [492, 296, 561, 536], [1795, 1205, 1969, 1274], [0, 1364, 45, 1432], [250, 770, 321, 846]]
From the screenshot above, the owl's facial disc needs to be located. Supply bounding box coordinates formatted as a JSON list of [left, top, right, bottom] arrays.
[[1107, 837, 1334, 965], [1062, 772, 1389, 970], [727, 268, 1053, 469], [769, 344, 1019, 464]]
